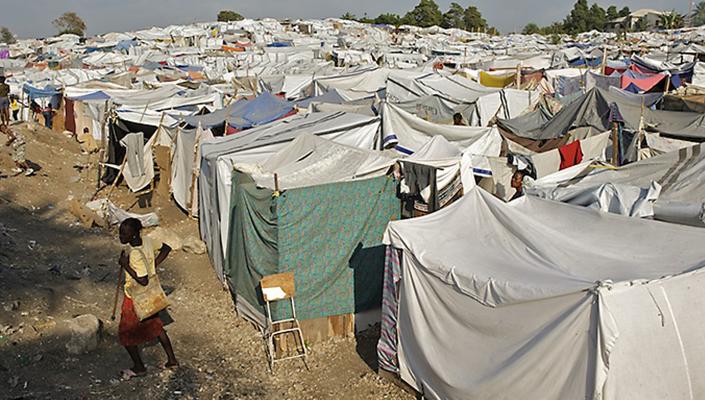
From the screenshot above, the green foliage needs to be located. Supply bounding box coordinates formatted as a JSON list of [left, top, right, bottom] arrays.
[[340, 12, 357, 21], [522, 23, 540, 35], [633, 17, 648, 32], [618, 6, 631, 18], [486, 26, 499, 36], [441, 2, 465, 29], [52, 11, 86, 36], [463, 5, 487, 31], [696, 2, 705, 27], [659, 11, 683, 30], [0, 27, 16, 44], [217, 10, 244, 22], [374, 13, 402, 26], [606, 6, 619, 21], [402, 0, 443, 28]]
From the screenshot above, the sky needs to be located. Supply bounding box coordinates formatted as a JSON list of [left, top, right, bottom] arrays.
[[0, 0, 691, 38]]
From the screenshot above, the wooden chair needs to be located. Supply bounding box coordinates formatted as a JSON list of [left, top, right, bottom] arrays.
[[260, 272, 308, 370]]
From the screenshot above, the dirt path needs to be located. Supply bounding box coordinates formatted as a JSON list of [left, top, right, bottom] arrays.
[[0, 123, 414, 400]]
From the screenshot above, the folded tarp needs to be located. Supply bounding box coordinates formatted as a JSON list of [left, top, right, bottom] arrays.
[[380, 186, 705, 400], [184, 92, 293, 130], [381, 102, 502, 156], [528, 142, 705, 225], [198, 111, 381, 281]]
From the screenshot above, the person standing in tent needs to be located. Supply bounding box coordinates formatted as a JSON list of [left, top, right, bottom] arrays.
[[41, 104, 54, 129], [1, 124, 33, 176], [509, 170, 526, 201], [117, 218, 178, 379], [453, 112, 466, 126], [0, 76, 10, 127]]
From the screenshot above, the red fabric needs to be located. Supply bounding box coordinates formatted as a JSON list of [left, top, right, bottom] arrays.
[[621, 72, 666, 92], [64, 99, 76, 134], [559, 140, 583, 170], [605, 66, 627, 76], [118, 296, 163, 347]]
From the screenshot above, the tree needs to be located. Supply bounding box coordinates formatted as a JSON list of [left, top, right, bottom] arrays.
[[0, 27, 16, 44], [587, 3, 607, 31], [463, 5, 487, 31], [217, 10, 244, 22], [694, 2, 705, 26], [563, 0, 591, 34], [374, 13, 402, 26], [52, 12, 86, 36], [633, 17, 648, 32], [340, 12, 357, 21], [402, 0, 443, 27], [660, 11, 683, 30], [606, 6, 619, 21], [486, 26, 500, 36], [441, 2, 465, 29], [522, 23, 541, 35], [618, 6, 631, 18]]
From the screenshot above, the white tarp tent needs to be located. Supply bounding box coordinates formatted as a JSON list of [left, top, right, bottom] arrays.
[[198, 111, 382, 280], [381, 187, 705, 400]]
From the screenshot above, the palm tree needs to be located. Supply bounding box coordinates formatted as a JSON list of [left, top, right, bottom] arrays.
[[660, 11, 684, 30], [695, 2, 705, 26]]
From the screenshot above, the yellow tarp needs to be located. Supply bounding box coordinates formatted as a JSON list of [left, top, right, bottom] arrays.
[[479, 71, 516, 88]]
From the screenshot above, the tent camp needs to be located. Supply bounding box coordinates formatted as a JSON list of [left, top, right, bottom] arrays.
[[378, 187, 705, 400]]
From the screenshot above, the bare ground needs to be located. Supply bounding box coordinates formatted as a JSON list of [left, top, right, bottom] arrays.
[[0, 122, 414, 400]]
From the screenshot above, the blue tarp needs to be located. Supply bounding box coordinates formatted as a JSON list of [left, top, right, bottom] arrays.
[[184, 92, 293, 130], [23, 83, 62, 100], [267, 42, 292, 48]]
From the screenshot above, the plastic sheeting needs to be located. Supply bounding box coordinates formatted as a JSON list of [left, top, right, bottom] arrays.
[[528, 142, 705, 225], [381, 102, 502, 156]]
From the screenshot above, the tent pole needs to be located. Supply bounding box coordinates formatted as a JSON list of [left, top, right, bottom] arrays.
[[187, 126, 203, 218], [601, 45, 608, 75], [611, 121, 620, 167], [97, 100, 110, 189]]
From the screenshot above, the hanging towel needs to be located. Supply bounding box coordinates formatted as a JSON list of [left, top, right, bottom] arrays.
[[559, 140, 583, 170]]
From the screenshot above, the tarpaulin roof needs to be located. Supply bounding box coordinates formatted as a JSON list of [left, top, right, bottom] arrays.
[[498, 87, 705, 141], [184, 92, 293, 129], [22, 83, 61, 99]]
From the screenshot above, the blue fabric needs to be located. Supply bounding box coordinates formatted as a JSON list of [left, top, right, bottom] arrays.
[[267, 42, 291, 47], [115, 40, 137, 51], [23, 84, 61, 100], [184, 92, 293, 130]]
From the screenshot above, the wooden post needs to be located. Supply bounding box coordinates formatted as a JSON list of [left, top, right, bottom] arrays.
[[601, 46, 608, 75], [187, 127, 203, 217], [515, 62, 522, 88], [97, 100, 110, 189], [664, 73, 672, 93], [274, 173, 279, 193], [611, 121, 620, 167]]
